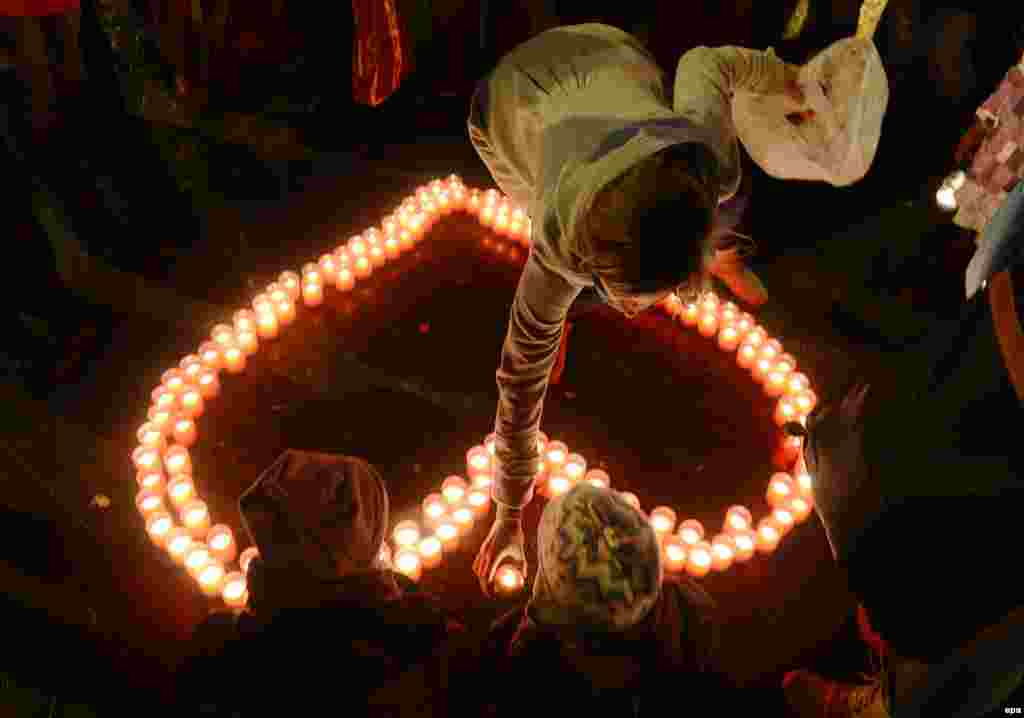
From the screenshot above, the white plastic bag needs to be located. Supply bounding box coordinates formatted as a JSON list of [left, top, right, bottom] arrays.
[[732, 37, 889, 187]]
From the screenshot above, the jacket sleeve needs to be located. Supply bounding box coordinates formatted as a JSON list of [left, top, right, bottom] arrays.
[[673, 45, 796, 138], [493, 252, 581, 508]]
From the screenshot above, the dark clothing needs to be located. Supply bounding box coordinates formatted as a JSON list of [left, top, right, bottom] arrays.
[[486, 576, 730, 716], [178, 572, 473, 717], [805, 261, 1024, 663]]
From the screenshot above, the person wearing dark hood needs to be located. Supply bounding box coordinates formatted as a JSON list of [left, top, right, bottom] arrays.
[[485, 483, 729, 716], [176, 450, 476, 717], [782, 184, 1024, 717]]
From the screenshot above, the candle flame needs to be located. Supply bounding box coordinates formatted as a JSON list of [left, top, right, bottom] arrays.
[[224, 577, 246, 600], [691, 549, 711, 567], [419, 536, 441, 557], [436, 523, 457, 541], [210, 533, 230, 550]]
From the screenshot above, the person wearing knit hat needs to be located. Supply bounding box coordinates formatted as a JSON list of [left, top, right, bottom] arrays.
[[488, 483, 725, 714]]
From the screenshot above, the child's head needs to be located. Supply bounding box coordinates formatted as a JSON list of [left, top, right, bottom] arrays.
[[579, 142, 720, 316], [528, 483, 663, 633]]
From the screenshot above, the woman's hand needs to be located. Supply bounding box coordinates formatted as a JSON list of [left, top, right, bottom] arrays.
[[473, 507, 527, 596]]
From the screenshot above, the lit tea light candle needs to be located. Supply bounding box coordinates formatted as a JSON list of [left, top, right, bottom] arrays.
[[383, 235, 400, 258], [393, 520, 421, 548], [663, 536, 688, 573], [151, 386, 178, 412], [773, 353, 796, 376], [167, 474, 195, 507], [171, 417, 194, 444], [466, 445, 492, 475], [793, 389, 817, 415], [422, 493, 446, 522], [786, 372, 810, 395], [467, 489, 491, 515], [752, 355, 775, 383], [719, 301, 739, 325], [765, 369, 789, 397], [737, 342, 759, 369], [198, 341, 223, 371], [233, 309, 256, 334], [302, 281, 323, 307], [758, 339, 783, 362], [756, 518, 782, 553], [686, 541, 713, 577], [718, 325, 742, 351], [197, 369, 220, 399], [786, 495, 814, 523], [394, 549, 422, 582], [435, 520, 459, 550], [471, 472, 493, 490], [161, 369, 187, 394], [544, 441, 568, 468], [767, 473, 796, 507], [136, 469, 164, 491], [181, 499, 210, 538], [744, 326, 767, 347], [335, 264, 355, 291], [179, 355, 204, 382], [619, 491, 641, 511], [301, 262, 322, 284], [235, 328, 258, 356], [222, 343, 246, 374], [772, 507, 796, 534], [546, 473, 572, 498], [137, 422, 166, 450], [165, 527, 192, 564], [136, 488, 164, 516], [132, 446, 162, 472], [278, 271, 301, 301], [681, 302, 700, 326], [239, 546, 260, 575], [795, 470, 813, 497], [353, 255, 372, 279], [678, 519, 705, 546], [494, 565, 525, 595], [146, 511, 174, 546], [348, 235, 368, 258], [317, 254, 338, 281], [211, 324, 236, 348], [222, 572, 248, 608], [251, 293, 274, 316], [697, 311, 719, 337], [724, 505, 753, 533], [585, 469, 610, 489], [698, 293, 718, 314], [185, 544, 212, 576], [179, 387, 204, 418], [275, 298, 296, 325], [198, 560, 226, 596], [452, 506, 475, 531], [710, 534, 736, 571], [255, 310, 279, 339], [649, 506, 677, 536], [774, 396, 799, 427], [563, 453, 586, 480], [732, 528, 757, 562], [441, 476, 468, 505], [207, 524, 237, 563], [418, 535, 443, 569]]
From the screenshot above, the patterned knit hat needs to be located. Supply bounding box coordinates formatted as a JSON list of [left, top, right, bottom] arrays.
[[529, 482, 663, 631]]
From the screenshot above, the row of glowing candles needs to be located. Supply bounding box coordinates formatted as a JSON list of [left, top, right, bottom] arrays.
[[129, 175, 529, 607], [380, 432, 816, 593], [662, 292, 818, 426]]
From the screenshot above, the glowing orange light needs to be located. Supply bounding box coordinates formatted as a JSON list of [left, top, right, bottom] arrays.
[[686, 541, 713, 577], [584, 469, 610, 489], [678, 519, 704, 546], [441, 476, 468, 504], [724, 505, 753, 533], [649, 506, 677, 535]]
